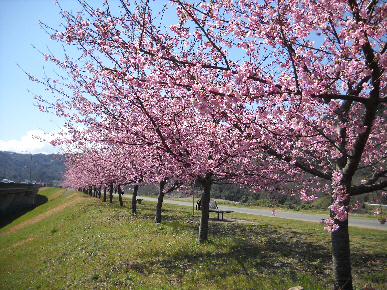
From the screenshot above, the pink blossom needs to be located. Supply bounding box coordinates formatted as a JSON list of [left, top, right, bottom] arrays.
[[194, 30, 202, 40], [331, 171, 343, 185], [374, 208, 382, 215], [320, 218, 340, 233], [299, 191, 317, 202], [351, 201, 361, 212]]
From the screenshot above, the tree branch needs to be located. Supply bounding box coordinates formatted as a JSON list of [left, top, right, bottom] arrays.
[[262, 145, 332, 180], [351, 179, 387, 195], [311, 93, 370, 104], [363, 169, 387, 185]]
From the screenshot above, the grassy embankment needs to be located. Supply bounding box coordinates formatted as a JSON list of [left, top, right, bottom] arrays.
[[0, 188, 386, 289]]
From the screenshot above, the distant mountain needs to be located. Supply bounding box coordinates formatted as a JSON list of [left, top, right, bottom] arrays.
[[0, 151, 65, 184]]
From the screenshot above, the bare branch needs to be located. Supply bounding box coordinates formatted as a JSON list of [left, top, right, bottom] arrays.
[[351, 179, 387, 195], [311, 93, 370, 104], [177, 0, 231, 70], [262, 145, 332, 180]]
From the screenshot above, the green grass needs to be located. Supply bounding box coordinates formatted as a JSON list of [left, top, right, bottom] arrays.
[[1, 188, 386, 289]]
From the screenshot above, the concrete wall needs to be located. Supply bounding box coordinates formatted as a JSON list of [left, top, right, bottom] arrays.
[[0, 184, 41, 217]]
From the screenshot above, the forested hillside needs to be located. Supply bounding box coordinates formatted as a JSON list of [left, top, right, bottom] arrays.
[[0, 151, 64, 184]]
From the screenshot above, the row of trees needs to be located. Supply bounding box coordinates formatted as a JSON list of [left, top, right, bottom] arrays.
[[30, 0, 387, 289]]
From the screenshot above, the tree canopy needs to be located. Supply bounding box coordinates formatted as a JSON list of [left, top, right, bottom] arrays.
[[30, 1, 387, 289]]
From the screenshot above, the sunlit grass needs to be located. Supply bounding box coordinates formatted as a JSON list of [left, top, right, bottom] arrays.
[[0, 189, 386, 289]]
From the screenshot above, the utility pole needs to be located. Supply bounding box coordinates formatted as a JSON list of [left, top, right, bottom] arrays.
[[23, 151, 32, 182], [29, 153, 32, 182]]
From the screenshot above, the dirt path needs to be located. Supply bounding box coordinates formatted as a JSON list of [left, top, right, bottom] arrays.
[[0, 197, 83, 237], [0, 236, 36, 253]]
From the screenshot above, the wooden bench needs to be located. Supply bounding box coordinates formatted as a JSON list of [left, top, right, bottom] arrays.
[[197, 199, 234, 221]]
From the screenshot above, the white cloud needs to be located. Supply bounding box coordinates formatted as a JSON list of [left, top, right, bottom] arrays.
[[0, 130, 60, 154]]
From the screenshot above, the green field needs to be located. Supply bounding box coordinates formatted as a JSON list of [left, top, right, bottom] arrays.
[[1, 188, 386, 289]]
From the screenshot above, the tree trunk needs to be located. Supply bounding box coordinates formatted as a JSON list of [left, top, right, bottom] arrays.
[[132, 185, 139, 214], [198, 172, 213, 243], [331, 98, 353, 289], [331, 188, 353, 290], [103, 187, 107, 202], [331, 218, 352, 290], [109, 182, 113, 203], [155, 179, 167, 224], [117, 185, 124, 207], [88, 186, 92, 196]]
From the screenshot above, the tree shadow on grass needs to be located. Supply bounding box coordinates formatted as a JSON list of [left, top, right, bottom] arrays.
[[109, 219, 334, 288], [0, 194, 48, 229], [86, 200, 386, 288]]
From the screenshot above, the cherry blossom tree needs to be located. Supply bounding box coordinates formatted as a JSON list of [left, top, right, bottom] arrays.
[[30, 0, 387, 288], [60, 136, 151, 208], [114, 1, 385, 288]]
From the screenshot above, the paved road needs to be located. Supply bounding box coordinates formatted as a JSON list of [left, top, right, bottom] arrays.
[[64, 189, 73, 195], [126, 195, 387, 231]]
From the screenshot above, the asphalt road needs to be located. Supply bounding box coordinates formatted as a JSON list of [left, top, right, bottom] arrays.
[[126, 195, 387, 231]]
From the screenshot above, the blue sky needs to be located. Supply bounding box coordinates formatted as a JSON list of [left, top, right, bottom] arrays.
[[0, 0, 81, 154], [0, 0, 173, 154]]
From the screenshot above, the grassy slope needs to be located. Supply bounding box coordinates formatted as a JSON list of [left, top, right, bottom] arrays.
[[0, 188, 386, 290]]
